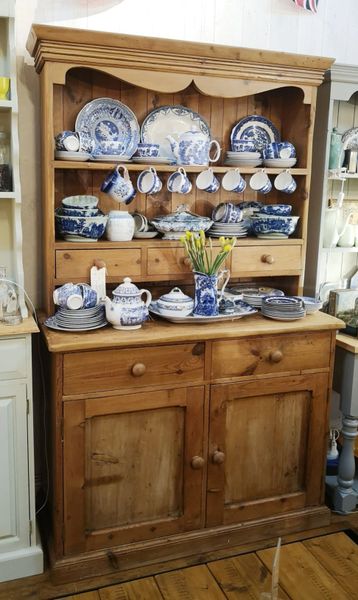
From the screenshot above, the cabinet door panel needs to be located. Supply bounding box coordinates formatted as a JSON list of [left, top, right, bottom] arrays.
[[207, 374, 328, 527], [63, 387, 205, 555]]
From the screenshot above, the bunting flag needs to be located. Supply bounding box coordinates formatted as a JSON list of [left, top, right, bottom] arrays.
[[291, 0, 319, 12]]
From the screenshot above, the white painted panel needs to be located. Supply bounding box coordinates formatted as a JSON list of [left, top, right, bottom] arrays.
[[0, 337, 27, 379], [0, 397, 15, 538]]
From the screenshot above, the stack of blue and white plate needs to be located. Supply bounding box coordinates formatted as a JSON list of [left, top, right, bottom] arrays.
[[261, 296, 306, 321], [207, 221, 249, 238], [45, 304, 107, 331], [225, 285, 284, 307]]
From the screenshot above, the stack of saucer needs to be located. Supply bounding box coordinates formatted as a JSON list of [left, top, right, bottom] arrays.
[[225, 285, 284, 307], [261, 296, 306, 320], [262, 158, 296, 168], [207, 221, 249, 238], [224, 151, 262, 168], [45, 304, 107, 331]]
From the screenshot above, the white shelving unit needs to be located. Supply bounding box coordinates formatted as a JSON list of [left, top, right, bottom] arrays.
[[0, 0, 27, 317], [305, 64, 358, 298]]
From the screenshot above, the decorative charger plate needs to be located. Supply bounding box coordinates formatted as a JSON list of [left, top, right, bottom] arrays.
[[75, 98, 140, 157], [230, 115, 280, 151], [141, 105, 211, 159], [341, 127, 358, 150], [149, 301, 256, 324]]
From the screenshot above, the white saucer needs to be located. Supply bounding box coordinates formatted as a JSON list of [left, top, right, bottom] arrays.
[[63, 234, 99, 242], [90, 155, 132, 162], [263, 159, 297, 168], [133, 231, 159, 238], [55, 151, 91, 161], [132, 157, 174, 165]]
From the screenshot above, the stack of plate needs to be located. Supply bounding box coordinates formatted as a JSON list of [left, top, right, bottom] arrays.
[[45, 304, 107, 331], [224, 151, 262, 168], [261, 296, 306, 320], [55, 150, 91, 162], [225, 285, 285, 307], [207, 221, 249, 238], [263, 158, 296, 168], [131, 157, 174, 165]]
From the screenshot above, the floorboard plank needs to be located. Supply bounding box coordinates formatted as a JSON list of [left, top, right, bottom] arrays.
[[208, 554, 290, 599], [155, 564, 227, 599], [258, 541, 350, 600], [57, 593, 100, 600], [303, 532, 358, 597], [98, 577, 163, 599]]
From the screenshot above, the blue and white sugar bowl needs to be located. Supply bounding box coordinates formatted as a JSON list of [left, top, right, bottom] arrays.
[[156, 287, 194, 318], [104, 277, 152, 330]]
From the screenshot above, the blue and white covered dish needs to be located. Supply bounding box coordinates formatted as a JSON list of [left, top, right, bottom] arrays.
[[151, 204, 213, 240], [156, 287, 194, 317]]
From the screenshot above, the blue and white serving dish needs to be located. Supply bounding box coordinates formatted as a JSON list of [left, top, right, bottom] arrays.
[[141, 105, 211, 160], [55, 212, 108, 241], [250, 215, 299, 238], [156, 287, 194, 318], [149, 300, 256, 323], [150, 204, 213, 239], [75, 97, 140, 157], [230, 115, 280, 152]]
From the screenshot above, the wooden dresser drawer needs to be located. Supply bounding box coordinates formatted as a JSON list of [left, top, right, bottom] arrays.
[[63, 342, 205, 395], [56, 249, 142, 280], [230, 245, 303, 276], [0, 337, 27, 380], [211, 332, 332, 380], [147, 247, 191, 276]]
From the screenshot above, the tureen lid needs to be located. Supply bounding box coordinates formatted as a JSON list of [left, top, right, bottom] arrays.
[[158, 287, 193, 305], [152, 204, 212, 223], [112, 277, 140, 297]]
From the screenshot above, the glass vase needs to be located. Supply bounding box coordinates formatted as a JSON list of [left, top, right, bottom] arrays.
[[193, 271, 219, 316]]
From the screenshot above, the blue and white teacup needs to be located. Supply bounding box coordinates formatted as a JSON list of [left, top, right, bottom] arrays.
[[137, 167, 162, 194], [249, 170, 272, 194], [231, 140, 257, 153], [222, 169, 246, 193], [167, 167, 192, 194], [101, 165, 136, 204], [135, 143, 160, 158], [196, 168, 220, 193], [262, 142, 296, 160], [55, 131, 81, 152], [78, 283, 98, 308], [274, 170, 297, 194], [53, 283, 84, 310], [212, 202, 243, 224]]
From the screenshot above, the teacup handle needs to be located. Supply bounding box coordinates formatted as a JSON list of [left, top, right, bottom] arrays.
[[140, 289, 152, 307], [209, 140, 221, 163], [217, 269, 230, 301], [117, 165, 130, 182]]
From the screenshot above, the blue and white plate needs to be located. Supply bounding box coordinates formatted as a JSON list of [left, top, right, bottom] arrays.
[[230, 115, 280, 152], [141, 105, 211, 159], [75, 98, 140, 157]]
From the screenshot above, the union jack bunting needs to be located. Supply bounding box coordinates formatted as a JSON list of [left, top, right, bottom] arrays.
[[291, 0, 319, 13]]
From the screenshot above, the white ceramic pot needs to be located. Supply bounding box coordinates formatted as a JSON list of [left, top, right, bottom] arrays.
[[106, 211, 135, 241]]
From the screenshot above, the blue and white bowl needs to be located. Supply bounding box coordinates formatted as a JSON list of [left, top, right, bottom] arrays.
[[230, 140, 257, 153], [55, 213, 108, 240], [294, 296, 323, 314], [62, 195, 99, 209], [135, 143, 160, 158], [251, 215, 299, 238], [57, 206, 100, 217], [259, 204, 292, 216]]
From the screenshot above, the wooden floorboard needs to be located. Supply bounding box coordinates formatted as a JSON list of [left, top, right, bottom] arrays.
[[1, 530, 358, 599]]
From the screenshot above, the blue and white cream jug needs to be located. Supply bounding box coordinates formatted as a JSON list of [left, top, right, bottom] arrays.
[[105, 277, 152, 330], [166, 129, 221, 166]]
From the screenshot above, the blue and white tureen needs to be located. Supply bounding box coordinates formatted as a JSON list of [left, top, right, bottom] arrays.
[[156, 287, 194, 317], [151, 204, 213, 240]]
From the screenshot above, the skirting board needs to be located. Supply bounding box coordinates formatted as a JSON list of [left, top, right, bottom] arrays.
[[0, 544, 43, 583]]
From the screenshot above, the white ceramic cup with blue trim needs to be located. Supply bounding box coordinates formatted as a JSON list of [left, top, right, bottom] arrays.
[[196, 168, 220, 193], [222, 169, 246, 193], [101, 165, 136, 204], [249, 170, 272, 194], [167, 167, 192, 194], [137, 167, 162, 194], [274, 170, 297, 194]]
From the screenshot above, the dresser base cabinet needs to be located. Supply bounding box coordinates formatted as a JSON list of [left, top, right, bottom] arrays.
[[42, 313, 342, 583]]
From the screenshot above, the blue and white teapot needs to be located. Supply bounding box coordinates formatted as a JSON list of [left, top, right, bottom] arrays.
[[105, 277, 152, 330], [166, 129, 221, 166]]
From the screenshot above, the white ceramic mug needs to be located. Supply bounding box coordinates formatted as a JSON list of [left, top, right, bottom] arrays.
[[137, 167, 162, 194], [274, 170, 297, 194], [101, 165, 136, 204], [167, 167, 192, 194], [249, 170, 272, 194], [196, 168, 220, 193]]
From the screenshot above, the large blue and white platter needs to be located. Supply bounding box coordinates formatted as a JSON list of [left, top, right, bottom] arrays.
[[149, 300, 256, 323], [230, 115, 280, 151], [75, 98, 140, 157], [141, 105, 211, 159]]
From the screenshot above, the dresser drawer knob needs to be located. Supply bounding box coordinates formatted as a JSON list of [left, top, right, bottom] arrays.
[[261, 254, 275, 264], [212, 450, 225, 465], [269, 350, 283, 363], [190, 456, 205, 470], [182, 257, 191, 267], [131, 362, 146, 377]]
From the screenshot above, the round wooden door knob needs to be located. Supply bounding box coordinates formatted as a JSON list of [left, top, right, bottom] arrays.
[[131, 362, 146, 377], [190, 456, 205, 469], [182, 257, 191, 267], [212, 450, 225, 465], [269, 350, 283, 363], [261, 254, 275, 264]]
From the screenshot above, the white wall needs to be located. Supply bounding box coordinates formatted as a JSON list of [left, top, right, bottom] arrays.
[[14, 0, 358, 305]]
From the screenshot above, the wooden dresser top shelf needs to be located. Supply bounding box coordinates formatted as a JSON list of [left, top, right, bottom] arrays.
[[0, 315, 39, 337], [40, 311, 344, 353]]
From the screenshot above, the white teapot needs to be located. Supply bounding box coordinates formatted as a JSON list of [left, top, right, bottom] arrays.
[[105, 277, 152, 330], [166, 128, 220, 166]]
